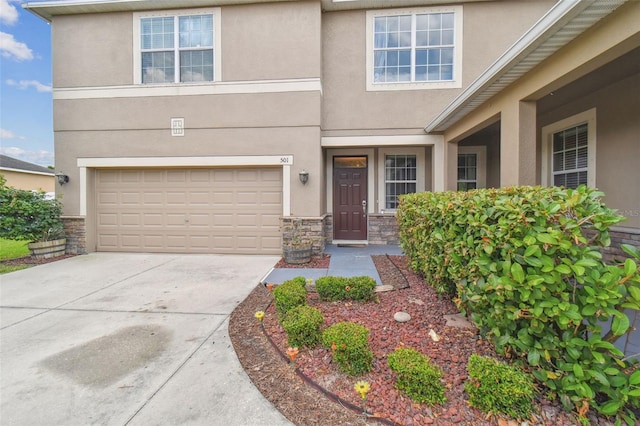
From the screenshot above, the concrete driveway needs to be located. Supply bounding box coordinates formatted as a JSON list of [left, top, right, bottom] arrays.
[[0, 253, 292, 426]]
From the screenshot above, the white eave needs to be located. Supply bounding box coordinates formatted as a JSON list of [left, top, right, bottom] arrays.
[[24, 0, 491, 22], [424, 0, 627, 133]]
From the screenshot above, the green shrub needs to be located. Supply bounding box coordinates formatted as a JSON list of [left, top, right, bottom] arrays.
[[465, 354, 534, 419], [273, 277, 307, 319], [281, 305, 324, 348], [316, 275, 376, 302], [322, 322, 373, 376], [0, 175, 64, 242], [387, 347, 446, 405], [397, 186, 640, 421]]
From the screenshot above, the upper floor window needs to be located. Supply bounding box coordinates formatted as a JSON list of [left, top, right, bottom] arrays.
[[134, 8, 221, 85], [366, 7, 462, 91], [541, 109, 596, 189]]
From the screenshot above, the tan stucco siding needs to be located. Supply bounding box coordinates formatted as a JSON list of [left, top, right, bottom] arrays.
[[222, 1, 322, 81], [53, 91, 321, 131], [321, 1, 554, 132], [0, 170, 55, 192], [52, 13, 133, 88]]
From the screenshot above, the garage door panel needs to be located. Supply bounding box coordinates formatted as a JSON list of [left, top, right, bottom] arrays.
[[96, 167, 282, 254]]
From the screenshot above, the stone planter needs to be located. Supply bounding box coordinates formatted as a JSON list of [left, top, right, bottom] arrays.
[[283, 244, 312, 264], [28, 238, 66, 259]]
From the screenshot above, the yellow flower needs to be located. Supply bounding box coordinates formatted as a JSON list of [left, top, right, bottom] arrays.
[[354, 380, 370, 400], [306, 278, 313, 286], [254, 311, 265, 322]]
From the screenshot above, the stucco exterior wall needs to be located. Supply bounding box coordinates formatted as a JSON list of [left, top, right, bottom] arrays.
[[321, 0, 554, 133]]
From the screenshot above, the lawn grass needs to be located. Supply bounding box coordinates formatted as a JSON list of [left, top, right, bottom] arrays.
[[0, 238, 30, 261], [0, 238, 30, 274]]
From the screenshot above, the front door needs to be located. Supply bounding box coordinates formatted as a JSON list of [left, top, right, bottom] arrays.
[[333, 156, 367, 241]]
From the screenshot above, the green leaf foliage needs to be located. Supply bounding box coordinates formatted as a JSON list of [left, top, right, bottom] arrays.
[[315, 275, 377, 302], [465, 354, 534, 419], [281, 305, 324, 348], [0, 175, 64, 242], [387, 347, 446, 405], [273, 277, 307, 320], [397, 185, 640, 420], [321, 321, 373, 376]]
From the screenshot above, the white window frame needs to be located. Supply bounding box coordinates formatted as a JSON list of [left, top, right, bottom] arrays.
[[541, 108, 596, 188], [366, 6, 463, 91], [377, 147, 425, 212], [457, 146, 486, 190], [133, 8, 222, 85]]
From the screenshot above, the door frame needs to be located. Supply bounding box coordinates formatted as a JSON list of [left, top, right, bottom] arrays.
[[326, 149, 375, 242]]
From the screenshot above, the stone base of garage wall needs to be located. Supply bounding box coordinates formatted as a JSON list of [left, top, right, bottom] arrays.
[[281, 215, 328, 256], [62, 216, 86, 254], [600, 227, 640, 263]]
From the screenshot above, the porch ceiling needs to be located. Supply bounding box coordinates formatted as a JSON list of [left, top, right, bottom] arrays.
[[425, 0, 628, 133]]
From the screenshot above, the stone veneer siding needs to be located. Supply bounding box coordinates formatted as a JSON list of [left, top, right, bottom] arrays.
[[281, 215, 328, 256], [368, 214, 400, 245], [600, 227, 640, 263], [62, 216, 86, 254]]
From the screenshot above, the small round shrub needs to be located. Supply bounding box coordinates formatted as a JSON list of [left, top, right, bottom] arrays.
[[387, 347, 446, 405], [281, 305, 324, 348], [321, 321, 373, 376], [273, 277, 307, 319], [316, 276, 376, 302], [465, 354, 534, 419], [316, 276, 349, 301]]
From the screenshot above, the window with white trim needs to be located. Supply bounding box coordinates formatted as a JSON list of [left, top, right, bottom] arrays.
[[134, 9, 221, 84], [457, 146, 486, 191], [366, 7, 462, 91], [541, 109, 596, 189], [384, 154, 417, 209]]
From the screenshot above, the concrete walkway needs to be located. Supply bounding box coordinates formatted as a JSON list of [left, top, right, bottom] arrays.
[[0, 253, 292, 426], [262, 244, 403, 285]]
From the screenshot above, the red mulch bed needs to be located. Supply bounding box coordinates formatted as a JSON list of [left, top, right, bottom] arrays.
[[273, 254, 331, 269], [231, 255, 615, 426]]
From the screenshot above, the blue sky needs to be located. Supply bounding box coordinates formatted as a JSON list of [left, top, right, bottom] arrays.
[[1, 0, 53, 167]]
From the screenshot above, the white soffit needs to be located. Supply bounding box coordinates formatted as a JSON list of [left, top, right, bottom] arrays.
[[424, 0, 627, 133]]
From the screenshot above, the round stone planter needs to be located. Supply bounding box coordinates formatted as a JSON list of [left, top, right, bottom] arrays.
[[283, 244, 312, 264], [28, 238, 66, 259]]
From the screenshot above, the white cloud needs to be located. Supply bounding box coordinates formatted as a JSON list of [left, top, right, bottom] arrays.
[[0, 146, 54, 167], [0, 128, 16, 139], [0, 31, 33, 61], [0, 0, 19, 26], [6, 79, 52, 92]]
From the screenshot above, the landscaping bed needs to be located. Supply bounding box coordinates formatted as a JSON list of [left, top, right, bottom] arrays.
[[229, 255, 609, 426]]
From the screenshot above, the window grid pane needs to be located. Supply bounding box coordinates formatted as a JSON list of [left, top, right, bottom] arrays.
[[385, 155, 417, 209], [374, 12, 455, 83], [552, 124, 588, 189], [141, 14, 214, 84], [457, 153, 477, 191]]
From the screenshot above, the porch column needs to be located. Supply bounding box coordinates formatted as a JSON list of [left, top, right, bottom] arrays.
[[432, 138, 457, 192], [500, 100, 537, 186]]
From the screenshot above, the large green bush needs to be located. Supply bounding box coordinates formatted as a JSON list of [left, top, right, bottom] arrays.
[[0, 176, 64, 242], [397, 186, 640, 422], [322, 321, 373, 376], [387, 347, 446, 405], [465, 354, 534, 419]]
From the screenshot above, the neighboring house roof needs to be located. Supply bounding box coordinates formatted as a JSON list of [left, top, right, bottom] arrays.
[[0, 155, 54, 176], [24, 0, 491, 21], [425, 0, 627, 133]]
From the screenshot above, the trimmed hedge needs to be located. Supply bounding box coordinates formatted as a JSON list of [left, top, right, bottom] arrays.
[[322, 322, 373, 376], [397, 186, 640, 422], [465, 354, 534, 419], [273, 277, 307, 320], [315, 275, 377, 302], [387, 347, 446, 405], [282, 305, 324, 348]]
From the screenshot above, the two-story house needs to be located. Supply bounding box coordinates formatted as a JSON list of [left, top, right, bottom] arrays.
[[25, 0, 639, 258]]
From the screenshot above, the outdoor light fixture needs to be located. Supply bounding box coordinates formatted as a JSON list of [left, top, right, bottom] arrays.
[[299, 170, 309, 185], [56, 172, 69, 185]]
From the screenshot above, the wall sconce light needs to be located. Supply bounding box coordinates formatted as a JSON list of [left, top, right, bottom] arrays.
[[299, 170, 309, 185], [56, 172, 69, 185]]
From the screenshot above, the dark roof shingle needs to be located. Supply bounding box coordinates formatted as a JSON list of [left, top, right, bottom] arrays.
[[0, 155, 54, 175]]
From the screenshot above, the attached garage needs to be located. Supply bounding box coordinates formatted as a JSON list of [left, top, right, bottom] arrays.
[[95, 167, 283, 254]]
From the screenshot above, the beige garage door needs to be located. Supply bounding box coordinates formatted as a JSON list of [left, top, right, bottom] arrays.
[[96, 168, 282, 254]]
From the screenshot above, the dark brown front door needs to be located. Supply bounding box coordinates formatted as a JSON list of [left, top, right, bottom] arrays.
[[333, 156, 367, 241]]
